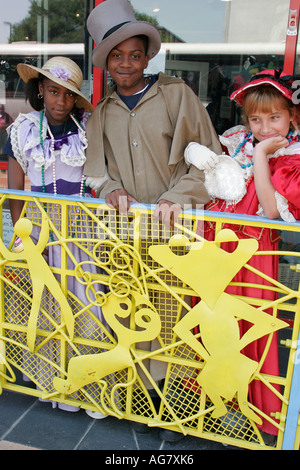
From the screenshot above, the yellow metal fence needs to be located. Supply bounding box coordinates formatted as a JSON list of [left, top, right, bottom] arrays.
[[0, 190, 299, 450]]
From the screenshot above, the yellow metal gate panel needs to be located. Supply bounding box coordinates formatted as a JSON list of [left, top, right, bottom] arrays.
[[0, 191, 299, 450]]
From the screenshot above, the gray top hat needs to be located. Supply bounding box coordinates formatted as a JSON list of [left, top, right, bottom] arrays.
[[87, 0, 161, 70]]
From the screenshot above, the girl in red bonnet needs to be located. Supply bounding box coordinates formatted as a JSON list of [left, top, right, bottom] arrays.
[[184, 70, 300, 444]]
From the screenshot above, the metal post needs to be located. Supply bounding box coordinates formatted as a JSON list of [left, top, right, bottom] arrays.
[[43, 0, 49, 63], [282, 327, 300, 449], [92, 0, 106, 107], [37, 0, 42, 67], [283, 0, 300, 75]]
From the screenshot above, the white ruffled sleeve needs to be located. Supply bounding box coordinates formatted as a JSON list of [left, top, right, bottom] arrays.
[[256, 192, 296, 222], [274, 191, 296, 222]]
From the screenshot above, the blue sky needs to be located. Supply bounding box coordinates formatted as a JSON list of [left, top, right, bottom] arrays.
[[0, 0, 227, 44], [0, 0, 31, 42]]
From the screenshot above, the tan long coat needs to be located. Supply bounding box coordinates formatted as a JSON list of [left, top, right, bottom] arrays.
[[84, 73, 222, 386], [84, 73, 221, 208]]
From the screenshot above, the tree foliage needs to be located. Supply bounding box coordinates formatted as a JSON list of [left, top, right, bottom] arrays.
[[11, 0, 160, 44], [11, 0, 86, 43]]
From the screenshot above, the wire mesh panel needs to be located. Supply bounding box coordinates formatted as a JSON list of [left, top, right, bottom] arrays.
[[0, 190, 299, 450]]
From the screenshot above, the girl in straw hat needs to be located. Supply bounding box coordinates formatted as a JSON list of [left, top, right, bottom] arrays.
[[5, 56, 94, 224], [184, 69, 300, 443], [4, 56, 110, 418]]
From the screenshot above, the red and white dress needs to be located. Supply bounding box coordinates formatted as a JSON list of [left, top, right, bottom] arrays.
[[203, 125, 300, 435]]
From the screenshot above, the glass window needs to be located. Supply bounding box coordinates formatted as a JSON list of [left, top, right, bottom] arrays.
[[0, 0, 94, 163], [130, 0, 290, 134], [0, 0, 293, 158]]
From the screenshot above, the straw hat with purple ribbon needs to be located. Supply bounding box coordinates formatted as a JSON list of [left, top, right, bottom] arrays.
[[17, 56, 94, 113]]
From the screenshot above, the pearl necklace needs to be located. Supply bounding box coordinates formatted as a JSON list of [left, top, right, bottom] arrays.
[[39, 110, 86, 197]]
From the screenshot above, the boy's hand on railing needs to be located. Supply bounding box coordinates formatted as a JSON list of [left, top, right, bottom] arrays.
[[154, 199, 182, 227], [105, 189, 137, 213], [105, 190, 182, 226]]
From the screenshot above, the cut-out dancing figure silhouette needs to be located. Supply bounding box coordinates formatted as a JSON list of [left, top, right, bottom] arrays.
[[0, 216, 74, 351]]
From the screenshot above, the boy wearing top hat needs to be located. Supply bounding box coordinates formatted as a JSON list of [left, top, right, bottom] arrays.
[[83, 0, 221, 441], [84, 0, 221, 225]]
